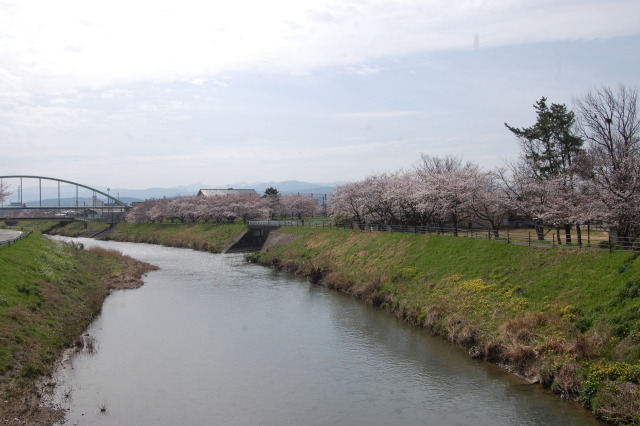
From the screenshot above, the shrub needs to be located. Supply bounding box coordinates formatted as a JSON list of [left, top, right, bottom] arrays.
[[611, 279, 640, 306], [611, 305, 640, 339], [581, 362, 640, 409], [591, 381, 640, 425]]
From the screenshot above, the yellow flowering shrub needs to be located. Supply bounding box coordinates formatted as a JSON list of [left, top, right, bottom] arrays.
[[581, 362, 640, 408]]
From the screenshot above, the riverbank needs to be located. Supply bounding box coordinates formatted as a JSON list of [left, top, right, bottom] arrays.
[[0, 231, 157, 425], [248, 227, 640, 425], [51, 221, 245, 253], [33, 221, 640, 424]]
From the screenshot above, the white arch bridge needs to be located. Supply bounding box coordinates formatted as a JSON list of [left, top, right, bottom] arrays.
[[0, 175, 127, 220]]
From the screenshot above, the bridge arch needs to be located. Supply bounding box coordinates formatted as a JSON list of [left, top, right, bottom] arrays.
[[0, 175, 126, 208]]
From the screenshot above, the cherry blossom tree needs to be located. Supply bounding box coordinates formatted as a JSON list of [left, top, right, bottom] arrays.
[[126, 198, 167, 223], [360, 172, 402, 224], [126, 194, 269, 224], [466, 171, 510, 237], [0, 181, 10, 204], [415, 155, 480, 235], [278, 194, 319, 219], [575, 84, 640, 246], [497, 163, 551, 240], [328, 180, 370, 225], [383, 171, 431, 226]]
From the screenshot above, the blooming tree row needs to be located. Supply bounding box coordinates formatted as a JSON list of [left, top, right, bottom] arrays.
[[328, 159, 510, 237], [330, 85, 640, 245], [126, 193, 319, 223]]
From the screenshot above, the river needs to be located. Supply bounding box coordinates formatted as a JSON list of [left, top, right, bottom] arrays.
[[49, 237, 600, 425]]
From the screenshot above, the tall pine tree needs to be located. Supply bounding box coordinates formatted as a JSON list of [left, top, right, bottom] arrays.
[[505, 97, 584, 179], [505, 97, 584, 243]]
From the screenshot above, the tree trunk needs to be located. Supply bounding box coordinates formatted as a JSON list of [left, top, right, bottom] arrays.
[[535, 222, 544, 241], [576, 224, 582, 247], [556, 227, 562, 245], [564, 223, 572, 244]]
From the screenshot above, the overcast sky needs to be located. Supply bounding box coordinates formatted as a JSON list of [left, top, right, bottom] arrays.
[[1, 0, 639, 190]]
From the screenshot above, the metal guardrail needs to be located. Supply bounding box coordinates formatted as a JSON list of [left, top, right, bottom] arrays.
[[246, 220, 637, 252], [0, 227, 32, 247]]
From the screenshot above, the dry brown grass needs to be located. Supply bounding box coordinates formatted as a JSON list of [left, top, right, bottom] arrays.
[[593, 382, 640, 424], [279, 259, 299, 273], [499, 312, 547, 344], [536, 338, 571, 355], [352, 280, 379, 298], [503, 343, 540, 377], [321, 271, 355, 292], [480, 340, 505, 361], [445, 314, 480, 347], [86, 246, 122, 257], [422, 303, 448, 331], [555, 362, 583, 397]]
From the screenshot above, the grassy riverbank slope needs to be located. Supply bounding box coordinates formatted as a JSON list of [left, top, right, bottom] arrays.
[[249, 227, 640, 425], [99, 222, 245, 252], [0, 231, 157, 424], [20, 221, 244, 253]]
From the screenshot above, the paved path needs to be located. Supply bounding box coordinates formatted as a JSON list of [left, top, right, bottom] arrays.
[[0, 229, 22, 244]]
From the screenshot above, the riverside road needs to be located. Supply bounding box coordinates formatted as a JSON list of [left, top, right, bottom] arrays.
[[0, 229, 22, 245]]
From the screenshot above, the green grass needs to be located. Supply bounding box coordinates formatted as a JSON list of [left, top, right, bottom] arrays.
[[0, 234, 103, 375], [253, 227, 640, 325], [101, 222, 246, 252]]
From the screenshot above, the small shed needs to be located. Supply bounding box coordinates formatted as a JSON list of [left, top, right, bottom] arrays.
[[197, 188, 260, 197]]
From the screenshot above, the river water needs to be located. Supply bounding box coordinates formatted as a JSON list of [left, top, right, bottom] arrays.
[[49, 237, 600, 425]]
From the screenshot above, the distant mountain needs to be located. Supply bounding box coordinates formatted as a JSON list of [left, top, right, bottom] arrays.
[[230, 180, 340, 196], [106, 184, 206, 200]]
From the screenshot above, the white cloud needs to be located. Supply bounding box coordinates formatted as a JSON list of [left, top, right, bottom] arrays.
[[339, 111, 422, 119], [1, 0, 639, 188], [346, 64, 380, 76], [1, 0, 638, 93]]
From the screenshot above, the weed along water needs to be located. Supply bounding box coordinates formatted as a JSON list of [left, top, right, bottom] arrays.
[[48, 238, 600, 426]]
